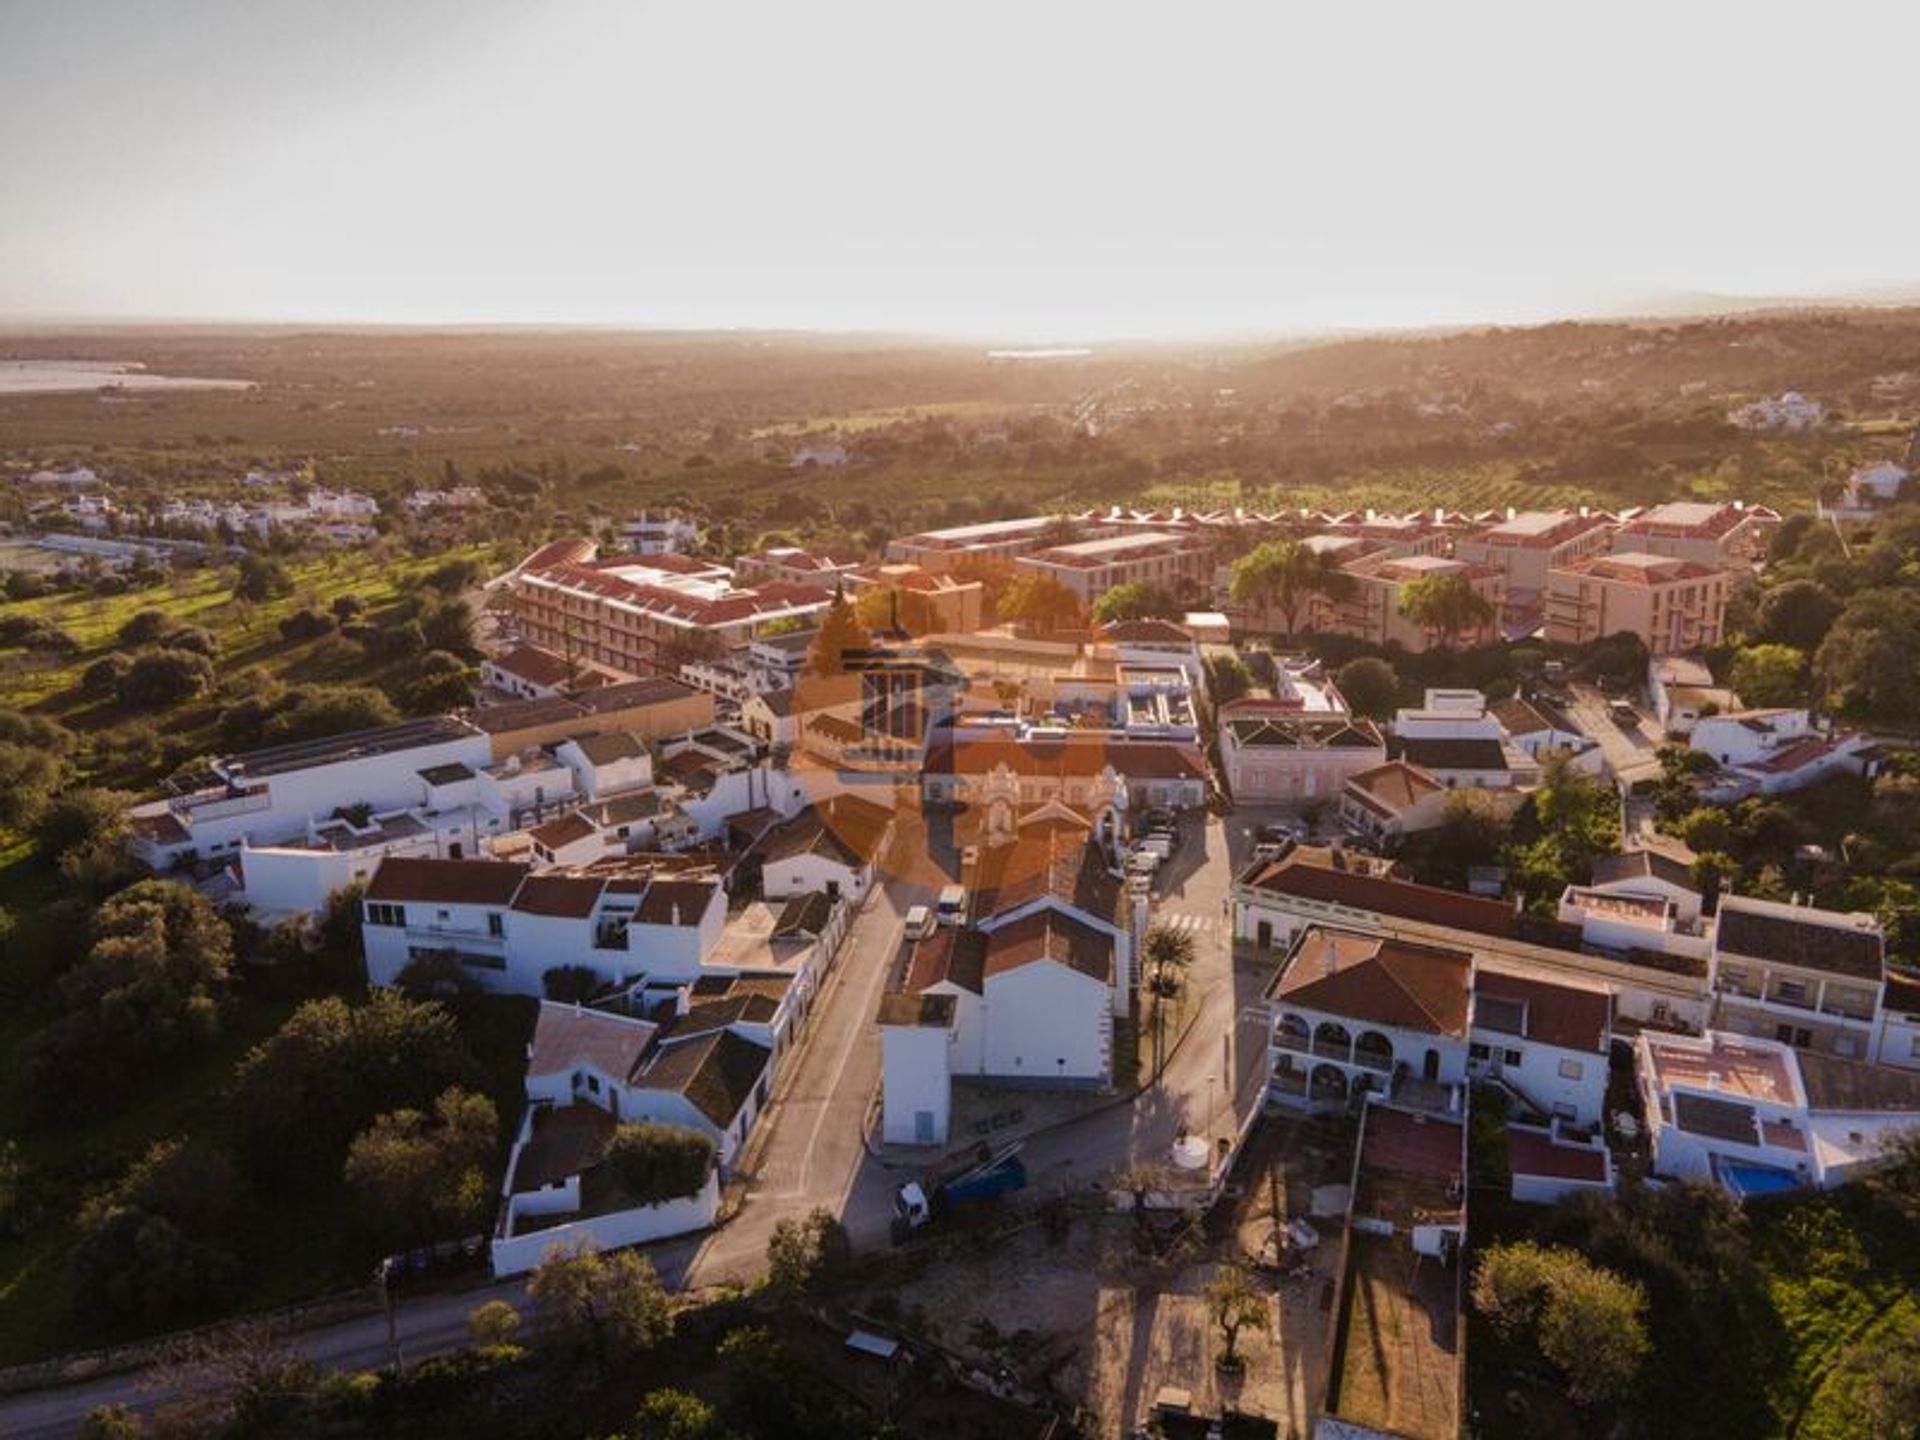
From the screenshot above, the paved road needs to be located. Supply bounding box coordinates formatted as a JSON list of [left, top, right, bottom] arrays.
[[668, 857, 923, 1282], [1016, 811, 1272, 1197], [0, 1277, 538, 1440], [1563, 682, 1663, 786]]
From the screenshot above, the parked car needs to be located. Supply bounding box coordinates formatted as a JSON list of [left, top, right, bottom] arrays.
[[1251, 840, 1288, 863], [903, 904, 935, 941], [1609, 700, 1639, 726], [935, 885, 967, 925]]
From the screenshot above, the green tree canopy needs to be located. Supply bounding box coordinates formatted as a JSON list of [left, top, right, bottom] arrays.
[[997, 572, 1086, 633], [1750, 577, 1843, 650], [1092, 581, 1181, 625], [1472, 1240, 1649, 1407], [601, 1122, 715, 1206], [1334, 656, 1399, 718], [528, 1242, 673, 1375], [1729, 643, 1808, 708], [1397, 571, 1495, 649], [1229, 539, 1352, 635], [344, 1087, 498, 1246]]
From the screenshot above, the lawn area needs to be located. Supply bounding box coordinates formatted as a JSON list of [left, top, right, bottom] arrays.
[[1, 541, 501, 715]]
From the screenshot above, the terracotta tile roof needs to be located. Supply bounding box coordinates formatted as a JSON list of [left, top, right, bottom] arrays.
[[1245, 850, 1523, 940], [1715, 900, 1883, 981], [366, 856, 529, 906], [1490, 696, 1574, 738], [1272, 927, 1472, 1037], [512, 873, 607, 918], [1553, 552, 1721, 585], [972, 830, 1119, 926], [529, 811, 598, 850], [905, 927, 988, 995], [1388, 736, 1510, 773], [773, 890, 834, 938], [1099, 618, 1195, 645], [982, 909, 1114, 984], [638, 1029, 771, 1129], [528, 1002, 659, 1082], [925, 733, 1207, 783], [1590, 847, 1699, 893], [569, 730, 648, 766], [1344, 761, 1444, 816], [510, 1103, 617, 1193], [759, 795, 893, 870], [489, 643, 578, 690], [1472, 966, 1610, 1053], [1227, 715, 1385, 752], [1797, 1050, 1920, 1112], [634, 879, 718, 926], [1506, 1127, 1607, 1182]]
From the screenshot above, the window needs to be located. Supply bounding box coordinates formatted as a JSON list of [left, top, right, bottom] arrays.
[[366, 902, 404, 928], [1502, 1048, 1523, 1067], [1552, 1103, 1577, 1122], [586, 1075, 601, 1094], [1910, 1035, 1920, 1060], [1775, 979, 1807, 1004], [436, 909, 451, 923], [1558, 1059, 1584, 1081], [486, 913, 504, 938], [1469, 1042, 1491, 1061]]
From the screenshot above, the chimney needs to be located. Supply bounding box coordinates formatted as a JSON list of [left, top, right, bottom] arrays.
[[671, 903, 681, 926]]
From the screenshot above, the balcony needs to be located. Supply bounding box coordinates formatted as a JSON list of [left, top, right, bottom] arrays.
[[1272, 1028, 1311, 1055], [1310, 1037, 1352, 1061]]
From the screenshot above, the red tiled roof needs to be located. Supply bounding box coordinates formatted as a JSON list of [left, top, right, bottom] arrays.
[[982, 909, 1114, 984], [366, 857, 529, 906], [511, 873, 607, 918], [1472, 966, 1610, 1053], [1506, 1127, 1607, 1182], [1246, 851, 1521, 939], [634, 879, 718, 926], [1273, 927, 1472, 1037]]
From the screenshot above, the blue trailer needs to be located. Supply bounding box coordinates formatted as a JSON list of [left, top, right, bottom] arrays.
[[891, 1141, 1026, 1242]]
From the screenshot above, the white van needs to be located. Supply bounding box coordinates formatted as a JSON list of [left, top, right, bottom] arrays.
[[903, 905, 935, 941], [935, 885, 967, 925]]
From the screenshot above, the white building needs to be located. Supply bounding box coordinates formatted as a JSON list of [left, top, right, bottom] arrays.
[[1267, 926, 1472, 1114], [620, 511, 700, 555], [129, 716, 496, 870], [1338, 761, 1450, 843], [1730, 392, 1825, 432], [757, 793, 894, 905], [878, 828, 1128, 1142], [1638, 1030, 1920, 1197], [361, 856, 726, 994], [1688, 709, 1877, 797], [1468, 965, 1611, 1128]]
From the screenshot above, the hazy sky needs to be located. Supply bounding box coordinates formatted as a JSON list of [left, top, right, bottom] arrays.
[[3, 0, 1917, 338]]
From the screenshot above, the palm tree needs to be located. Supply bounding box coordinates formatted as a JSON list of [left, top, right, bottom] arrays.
[[1229, 539, 1353, 636], [1397, 571, 1494, 649]]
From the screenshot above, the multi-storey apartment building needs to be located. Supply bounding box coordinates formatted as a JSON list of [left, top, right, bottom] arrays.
[[1311, 554, 1505, 653], [884, 515, 1067, 571], [1543, 552, 1729, 654], [1454, 509, 1616, 632], [500, 538, 834, 676], [1014, 529, 1214, 608], [1611, 500, 1776, 570]]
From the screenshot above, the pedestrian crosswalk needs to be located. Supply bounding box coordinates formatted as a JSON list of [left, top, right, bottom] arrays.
[[1155, 911, 1221, 938]]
